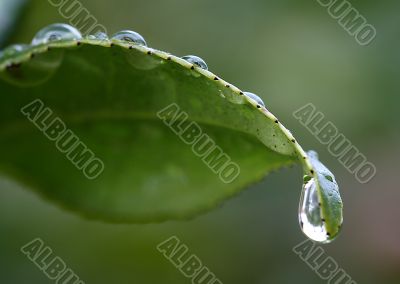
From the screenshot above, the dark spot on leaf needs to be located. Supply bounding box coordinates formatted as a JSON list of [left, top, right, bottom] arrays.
[[6, 63, 21, 70], [214, 77, 219, 80]]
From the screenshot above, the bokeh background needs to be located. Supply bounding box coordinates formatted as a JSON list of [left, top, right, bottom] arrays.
[[1, 0, 399, 283]]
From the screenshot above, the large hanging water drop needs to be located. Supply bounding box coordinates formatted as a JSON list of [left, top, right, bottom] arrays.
[[31, 23, 82, 45], [243, 92, 265, 107], [111, 30, 147, 46], [181, 55, 208, 70], [298, 151, 343, 243], [298, 177, 331, 243]]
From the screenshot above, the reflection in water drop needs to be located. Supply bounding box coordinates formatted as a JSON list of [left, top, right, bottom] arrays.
[[298, 178, 331, 243], [87, 31, 109, 41], [243, 92, 265, 107], [31, 23, 82, 45], [111, 30, 147, 46], [303, 174, 312, 183], [181, 55, 208, 70]]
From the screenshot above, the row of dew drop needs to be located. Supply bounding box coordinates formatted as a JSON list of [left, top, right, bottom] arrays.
[[1, 24, 289, 159], [0, 23, 265, 107]]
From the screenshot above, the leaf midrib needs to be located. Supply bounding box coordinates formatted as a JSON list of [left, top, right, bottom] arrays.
[[1, 109, 268, 142]]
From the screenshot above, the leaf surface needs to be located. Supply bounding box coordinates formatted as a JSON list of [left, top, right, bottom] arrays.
[[0, 38, 326, 222]]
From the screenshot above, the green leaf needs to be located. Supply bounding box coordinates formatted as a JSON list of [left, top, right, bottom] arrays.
[[0, 36, 339, 225]]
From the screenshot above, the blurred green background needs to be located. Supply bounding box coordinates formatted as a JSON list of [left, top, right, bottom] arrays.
[[1, 0, 399, 283]]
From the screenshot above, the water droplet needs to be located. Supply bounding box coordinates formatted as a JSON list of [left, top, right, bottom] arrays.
[[0, 44, 29, 60], [111, 30, 147, 46], [298, 151, 343, 243], [181, 55, 208, 70], [31, 24, 82, 46], [87, 31, 108, 41], [243, 92, 265, 107], [298, 178, 332, 243]]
